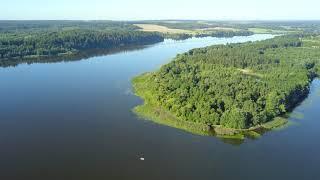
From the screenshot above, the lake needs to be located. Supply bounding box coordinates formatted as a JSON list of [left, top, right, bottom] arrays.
[[0, 34, 319, 180]]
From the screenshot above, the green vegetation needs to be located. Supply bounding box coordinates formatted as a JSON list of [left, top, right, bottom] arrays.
[[161, 30, 254, 40], [0, 21, 164, 63], [0, 29, 162, 59], [134, 22, 254, 40], [248, 28, 295, 34], [0, 20, 261, 65], [132, 20, 218, 30], [0, 20, 139, 32], [134, 20, 320, 35], [261, 117, 289, 130], [133, 34, 320, 138], [133, 20, 320, 41], [3, 20, 319, 66], [193, 30, 253, 38]]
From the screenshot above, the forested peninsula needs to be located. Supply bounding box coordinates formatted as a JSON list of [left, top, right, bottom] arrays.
[[133, 34, 320, 138]]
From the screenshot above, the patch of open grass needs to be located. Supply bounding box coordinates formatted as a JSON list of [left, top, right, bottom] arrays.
[[134, 103, 213, 136], [217, 133, 245, 140], [248, 28, 298, 34], [134, 24, 243, 36], [261, 117, 289, 130], [197, 27, 240, 32], [238, 68, 264, 78], [249, 28, 273, 34], [243, 131, 262, 139], [134, 24, 192, 34]]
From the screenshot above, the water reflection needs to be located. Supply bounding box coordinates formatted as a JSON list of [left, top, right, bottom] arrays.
[[139, 79, 320, 146], [0, 44, 155, 68], [1, 34, 317, 180]]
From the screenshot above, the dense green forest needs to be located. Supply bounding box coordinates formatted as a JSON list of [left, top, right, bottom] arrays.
[[133, 34, 320, 130], [0, 20, 139, 32], [161, 30, 254, 40], [0, 29, 163, 59], [194, 30, 253, 38], [0, 21, 164, 61], [0, 20, 256, 63], [1, 20, 319, 66]]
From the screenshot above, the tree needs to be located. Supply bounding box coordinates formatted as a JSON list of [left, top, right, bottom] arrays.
[[220, 108, 248, 129], [265, 91, 286, 117]]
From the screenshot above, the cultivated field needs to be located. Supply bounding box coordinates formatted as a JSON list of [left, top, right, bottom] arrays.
[[134, 24, 191, 34]]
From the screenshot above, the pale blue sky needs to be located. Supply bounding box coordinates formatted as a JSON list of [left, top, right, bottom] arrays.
[[1, 0, 319, 20]]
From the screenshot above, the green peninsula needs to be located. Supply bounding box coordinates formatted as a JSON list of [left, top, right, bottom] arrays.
[[133, 34, 320, 138]]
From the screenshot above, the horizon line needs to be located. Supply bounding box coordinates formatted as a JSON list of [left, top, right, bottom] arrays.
[[1, 19, 320, 22]]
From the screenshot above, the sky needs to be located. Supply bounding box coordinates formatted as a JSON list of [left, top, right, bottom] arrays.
[[0, 0, 319, 20]]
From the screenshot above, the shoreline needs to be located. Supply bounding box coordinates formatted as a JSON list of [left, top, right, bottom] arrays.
[[132, 73, 316, 141], [133, 96, 289, 140], [130, 34, 320, 141], [0, 34, 260, 67]]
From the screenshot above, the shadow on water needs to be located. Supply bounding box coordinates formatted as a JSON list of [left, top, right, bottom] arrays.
[[0, 44, 156, 68]]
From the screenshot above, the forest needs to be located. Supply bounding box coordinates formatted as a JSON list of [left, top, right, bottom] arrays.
[[0, 20, 165, 62], [0, 20, 257, 62], [133, 34, 320, 130], [0, 29, 163, 59], [1, 20, 319, 66]]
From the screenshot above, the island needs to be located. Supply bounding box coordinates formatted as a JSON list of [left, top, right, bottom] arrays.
[[132, 34, 320, 139]]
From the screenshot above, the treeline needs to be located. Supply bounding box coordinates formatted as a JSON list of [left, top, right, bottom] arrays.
[[162, 33, 193, 40], [134, 34, 320, 129], [0, 20, 255, 62], [0, 44, 149, 67], [0, 29, 163, 60], [0, 20, 139, 33], [194, 30, 253, 38], [162, 30, 254, 40]]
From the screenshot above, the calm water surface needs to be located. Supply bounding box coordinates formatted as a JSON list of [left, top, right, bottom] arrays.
[[1, 34, 319, 180]]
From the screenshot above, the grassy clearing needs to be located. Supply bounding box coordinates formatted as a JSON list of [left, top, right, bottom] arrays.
[[197, 27, 240, 32], [134, 24, 243, 36], [238, 68, 264, 78], [248, 28, 273, 34], [302, 38, 320, 48], [134, 104, 213, 136], [248, 28, 297, 34], [261, 117, 289, 130], [243, 131, 261, 139], [134, 24, 191, 34]]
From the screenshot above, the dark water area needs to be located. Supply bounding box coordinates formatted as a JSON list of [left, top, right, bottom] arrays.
[[0, 45, 150, 68], [0, 34, 319, 180]]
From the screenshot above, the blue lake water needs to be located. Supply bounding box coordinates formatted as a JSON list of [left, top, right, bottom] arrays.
[[0, 34, 319, 180]]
